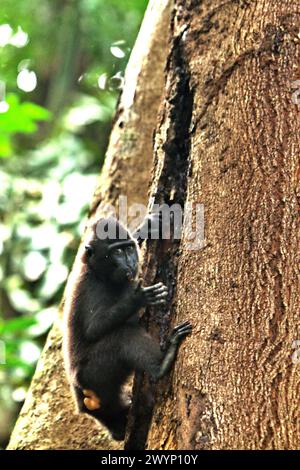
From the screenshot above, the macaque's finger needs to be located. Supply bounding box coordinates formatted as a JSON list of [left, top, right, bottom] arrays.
[[172, 321, 191, 332], [149, 284, 168, 294], [177, 325, 193, 333], [176, 328, 192, 338], [150, 299, 167, 306], [171, 326, 192, 341], [148, 290, 168, 299], [143, 283, 164, 292], [150, 292, 168, 301], [156, 291, 168, 298], [146, 286, 168, 296], [153, 284, 167, 290], [155, 286, 168, 294], [146, 291, 168, 303]]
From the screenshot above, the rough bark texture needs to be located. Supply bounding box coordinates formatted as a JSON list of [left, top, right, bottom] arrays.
[[7, 0, 172, 450], [126, 0, 300, 450]]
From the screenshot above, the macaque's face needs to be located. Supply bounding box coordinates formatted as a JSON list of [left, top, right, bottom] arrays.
[[85, 239, 139, 285], [108, 241, 139, 284]]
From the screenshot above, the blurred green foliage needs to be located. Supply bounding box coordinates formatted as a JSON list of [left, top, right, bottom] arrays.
[[0, 93, 51, 156], [0, 0, 147, 445]]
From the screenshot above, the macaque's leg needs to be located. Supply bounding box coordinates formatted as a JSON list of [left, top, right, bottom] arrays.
[[122, 322, 192, 383], [88, 391, 129, 441], [73, 383, 128, 440]]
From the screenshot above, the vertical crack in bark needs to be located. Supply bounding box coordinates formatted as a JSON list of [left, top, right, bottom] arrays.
[[125, 24, 194, 450]]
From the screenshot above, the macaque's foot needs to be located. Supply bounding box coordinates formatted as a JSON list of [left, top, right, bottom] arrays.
[[168, 321, 192, 345], [83, 389, 101, 411], [142, 282, 168, 306], [109, 404, 129, 441]]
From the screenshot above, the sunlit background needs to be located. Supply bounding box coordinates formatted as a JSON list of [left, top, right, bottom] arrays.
[[0, 0, 148, 447]]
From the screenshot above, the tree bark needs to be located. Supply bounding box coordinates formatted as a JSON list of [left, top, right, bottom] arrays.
[[126, 0, 300, 450], [8, 0, 299, 451], [7, 0, 172, 450]]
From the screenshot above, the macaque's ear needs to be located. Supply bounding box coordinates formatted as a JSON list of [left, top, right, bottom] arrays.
[[82, 244, 93, 263], [85, 245, 93, 257]]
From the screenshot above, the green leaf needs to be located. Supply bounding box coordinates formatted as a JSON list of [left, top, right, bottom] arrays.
[[0, 353, 34, 373], [0, 134, 12, 157], [0, 316, 37, 335], [21, 102, 51, 121], [0, 93, 51, 136]]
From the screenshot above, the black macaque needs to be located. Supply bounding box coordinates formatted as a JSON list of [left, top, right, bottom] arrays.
[[63, 215, 192, 441]]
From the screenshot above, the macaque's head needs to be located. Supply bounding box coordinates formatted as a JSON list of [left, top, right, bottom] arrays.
[[83, 217, 139, 285]]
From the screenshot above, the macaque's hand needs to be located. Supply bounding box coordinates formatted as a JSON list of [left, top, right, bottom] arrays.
[[136, 281, 168, 307]]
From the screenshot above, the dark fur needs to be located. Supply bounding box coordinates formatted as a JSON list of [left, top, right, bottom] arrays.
[[63, 217, 191, 440]]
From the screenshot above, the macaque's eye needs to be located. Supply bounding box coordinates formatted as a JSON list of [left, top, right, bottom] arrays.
[[115, 248, 123, 255], [127, 245, 135, 253]]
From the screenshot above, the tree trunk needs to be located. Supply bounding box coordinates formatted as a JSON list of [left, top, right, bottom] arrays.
[[126, 0, 300, 450], [7, 0, 172, 450]]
